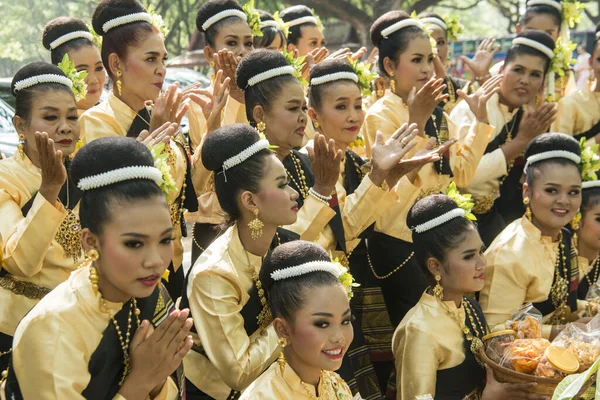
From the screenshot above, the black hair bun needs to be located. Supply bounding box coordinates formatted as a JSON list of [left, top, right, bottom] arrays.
[[279, 5, 314, 23], [309, 58, 354, 82], [42, 17, 91, 50], [407, 194, 459, 230], [201, 123, 262, 172], [257, 9, 275, 22], [370, 10, 412, 47], [524, 132, 580, 162], [92, 0, 147, 36], [515, 30, 556, 53], [196, 0, 244, 32], [70, 137, 154, 187], [11, 62, 68, 97], [235, 49, 290, 89]]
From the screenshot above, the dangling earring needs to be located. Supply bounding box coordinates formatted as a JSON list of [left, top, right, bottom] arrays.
[[535, 95, 540, 107], [523, 197, 532, 221], [277, 338, 288, 372], [278, 337, 288, 347], [115, 70, 123, 96], [87, 249, 100, 292], [389, 72, 396, 94], [433, 275, 444, 300], [377, 88, 384, 98], [248, 209, 264, 240], [256, 121, 266, 135], [571, 212, 581, 231], [313, 122, 319, 130], [209, 61, 215, 69], [17, 134, 25, 157]]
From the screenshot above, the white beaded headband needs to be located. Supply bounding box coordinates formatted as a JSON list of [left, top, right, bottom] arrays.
[[525, 150, 582, 170], [596, 31, 600, 39], [259, 20, 281, 29], [13, 74, 73, 93], [420, 17, 447, 31], [221, 139, 270, 182], [103, 12, 152, 33], [247, 66, 296, 87], [271, 261, 342, 281], [583, 181, 600, 189], [202, 9, 247, 31], [311, 72, 358, 86], [412, 208, 466, 233], [382, 19, 422, 39], [50, 31, 93, 50], [528, 0, 562, 11], [286, 16, 318, 28], [512, 37, 555, 60], [77, 166, 162, 191]]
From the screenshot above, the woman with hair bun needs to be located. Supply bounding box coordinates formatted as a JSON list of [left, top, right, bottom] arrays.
[[254, 10, 287, 51], [451, 30, 559, 245], [480, 133, 586, 338], [81, 0, 197, 300], [552, 22, 600, 141], [240, 240, 354, 399], [1, 137, 193, 399], [279, 5, 325, 57], [394, 194, 546, 400], [182, 124, 301, 399], [0, 62, 81, 371], [42, 17, 106, 113], [362, 10, 499, 326]]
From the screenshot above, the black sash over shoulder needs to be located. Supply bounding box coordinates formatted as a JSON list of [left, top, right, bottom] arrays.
[[425, 106, 453, 176], [126, 107, 151, 139], [435, 298, 486, 400], [574, 118, 600, 142], [4, 284, 178, 400]]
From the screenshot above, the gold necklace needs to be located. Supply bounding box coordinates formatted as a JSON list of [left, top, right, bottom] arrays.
[[548, 232, 570, 324], [287, 152, 310, 199], [55, 175, 83, 261], [99, 297, 141, 386], [498, 111, 519, 186], [585, 257, 600, 287], [244, 249, 272, 329], [367, 251, 414, 280], [165, 141, 187, 228]]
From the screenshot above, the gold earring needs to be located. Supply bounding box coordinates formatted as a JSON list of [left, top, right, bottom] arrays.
[[115, 70, 123, 96], [89, 265, 99, 292], [256, 121, 266, 134], [277, 351, 287, 372], [535, 95, 540, 107], [17, 134, 25, 157], [433, 275, 443, 300], [209, 61, 215, 68], [571, 212, 581, 231], [248, 209, 264, 240], [278, 337, 288, 348], [390, 79, 396, 94], [377, 88, 384, 97], [313, 122, 319, 129], [87, 249, 99, 262], [523, 197, 532, 221]]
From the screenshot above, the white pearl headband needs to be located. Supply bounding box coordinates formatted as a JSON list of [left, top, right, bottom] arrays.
[[270, 261, 342, 281], [512, 37, 555, 60], [524, 150, 582, 170], [50, 31, 93, 50], [420, 17, 447, 31], [583, 181, 600, 189], [286, 16, 318, 28], [527, 0, 562, 11], [311, 72, 358, 86], [13, 74, 73, 93], [220, 139, 270, 182], [259, 20, 281, 29], [412, 208, 466, 233], [103, 12, 152, 33], [202, 9, 247, 31], [247, 66, 296, 87], [381, 19, 422, 39], [77, 166, 162, 191]]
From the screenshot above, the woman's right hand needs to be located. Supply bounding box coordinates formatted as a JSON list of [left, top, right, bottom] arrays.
[[185, 69, 231, 137], [212, 50, 244, 104], [308, 132, 343, 197], [482, 366, 549, 400], [517, 103, 558, 145], [137, 122, 179, 147], [407, 78, 448, 133], [148, 82, 189, 132], [118, 309, 194, 400], [36, 131, 67, 205]]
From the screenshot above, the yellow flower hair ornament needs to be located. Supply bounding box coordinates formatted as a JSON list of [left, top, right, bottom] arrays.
[[580, 138, 600, 182], [243, 0, 263, 38], [57, 54, 88, 102], [445, 182, 477, 221], [149, 142, 178, 198]]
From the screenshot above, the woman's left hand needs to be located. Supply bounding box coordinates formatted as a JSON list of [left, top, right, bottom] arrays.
[[148, 82, 188, 132], [212, 49, 244, 104], [458, 74, 503, 124], [185, 69, 230, 137], [369, 123, 420, 186], [482, 366, 550, 400]]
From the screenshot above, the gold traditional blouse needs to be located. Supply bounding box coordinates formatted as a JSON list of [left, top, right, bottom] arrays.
[[239, 359, 353, 399], [184, 224, 279, 399], [480, 217, 563, 337], [0, 153, 78, 336], [1, 267, 178, 400], [187, 96, 247, 151], [392, 293, 472, 400], [552, 88, 600, 138], [79, 91, 188, 268], [450, 93, 518, 205], [362, 92, 493, 241]]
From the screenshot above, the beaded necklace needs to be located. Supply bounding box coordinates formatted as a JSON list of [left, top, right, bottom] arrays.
[[585, 257, 600, 288], [288, 152, 310, 199], [546, 232, 571, 324]]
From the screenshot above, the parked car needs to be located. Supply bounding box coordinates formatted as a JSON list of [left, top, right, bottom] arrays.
[[0, 78, 14, 108], [0, 98, 17, 158]]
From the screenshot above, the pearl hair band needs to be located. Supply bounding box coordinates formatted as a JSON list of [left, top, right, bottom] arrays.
[[524, 150, 582, 170], [311, 72, 358, 86], [103, 12, 152, 33], [271, 261, 342, 281], [247, 66, 296, 87], [527, 0, 562, 11], [77, 166, 162, 191], [583, 181, 600, 189], [202, 9, 247, 31], [286, 16, 318, 28], [381, 19, 422, 39], [49, 31, 93, 50], [13, 74, 72, 93], [420, 17, 447, 31], [220, 139, 270, 182], [512, 37, 555, 60], [259, 20, 281, 29], [412, 208, 466, 233]]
